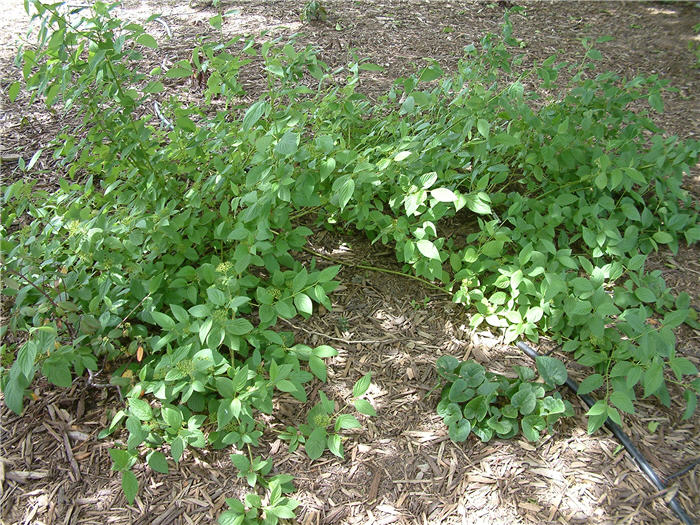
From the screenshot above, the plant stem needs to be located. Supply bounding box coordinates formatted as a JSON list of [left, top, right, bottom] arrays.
[[3, 266, 77, 339], [301, 246, 450, 295]]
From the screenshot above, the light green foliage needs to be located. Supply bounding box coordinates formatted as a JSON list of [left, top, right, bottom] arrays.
[[1, 2, 699, 518], [279, 374, 375, 460], [436, 356, 573, 442]]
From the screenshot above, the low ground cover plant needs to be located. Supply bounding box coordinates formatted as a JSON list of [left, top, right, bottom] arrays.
[[1, 2, 698, 521]]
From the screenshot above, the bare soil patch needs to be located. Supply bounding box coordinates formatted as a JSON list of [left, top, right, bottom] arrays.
[[1, 1, 699, 524]]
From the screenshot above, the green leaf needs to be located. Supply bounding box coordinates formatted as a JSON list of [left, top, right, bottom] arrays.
[[209, 14, 222, 29], [464, 192, 491, 215], [511, 388, 537, 415], [535, 356, 567, 386], [43, 361, 72, 388], [135, 33, 158, 49], [121, 470, 139, 504], [431, 188, 457, 203], [416, 239, 440, 260], [577, 374, 604, 395], [171, 437, 185, 463], [476, 118, 490, 139], [309, 355, 327, 382], [610, 391, 635, 414], [327, 433, 343, 458], [230, 453, 250, 472], [207, 287, 227, 306], [448, 419, 471, 442], [335, 414, 361, 430], [294, 293, 313, 316], [165, 62, 193, 79], [305, 427, 326, 460], [643, 361, 664, 398], [170, 304, 189, 324], [332, 175, 355, 210], [352, 373, 371, 397], [652, 231, 673, 244], [634, 287, 656, 303], [274, 299, 296, 319], [242, 101, 267, 131], [274, 131, 300, 156], [151, 311, 176, 330], [682, 390, 697, 420], [8, 81, 20, 102], [312, 345, 337, 358], [663, 309, 688, 329], [188, 304, 211, 318], [354, 398, 376, 416], [161, 406, 183, 428], [229, 318, 253, 335], [147, 451, 169, 474], [129, 398, 153, 421], [648, 92, 664, 113], [394, 151, 412, 162], [218, 510, 244, 525]]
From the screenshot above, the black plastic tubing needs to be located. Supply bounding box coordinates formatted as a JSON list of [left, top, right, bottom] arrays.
[[516, 341, 693, 525]]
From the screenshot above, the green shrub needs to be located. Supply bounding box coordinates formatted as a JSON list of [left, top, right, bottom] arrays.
[[1, 2, 698, 519]]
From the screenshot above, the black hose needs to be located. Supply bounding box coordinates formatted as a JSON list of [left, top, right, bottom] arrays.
[[516, 341, 694, 525]]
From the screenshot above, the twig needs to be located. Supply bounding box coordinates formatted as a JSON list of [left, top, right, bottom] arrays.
[[86, 370, 123, 400], [301, 246, 451, 295], [117, 292, 151, 328], [3, 267, 76, 339], [152, 17, 172, 39], [279, 318, 397, 345], [153, 101, 173, 130]]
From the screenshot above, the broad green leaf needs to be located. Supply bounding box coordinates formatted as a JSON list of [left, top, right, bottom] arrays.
[[305, 427, 326, 460], [242, 101, 267, 131], [643, 361, 664, 397], [127, 399, 152, 422], [476, 118, 490, 139], [634, 287, 656, 303], [309, 355, 327, 382], [229, 318, 253, 335], [682, 390, 697, 420], [121, 470, 139, 504], [327, 433, 343, 458], [610, 391, 635, 414], [8, 81, 20, 102], [652, 231, 673, 244], [294, 293, 313, 315], [335, 414, 361, 430], [313, 345, 338, 358], [332, 175, 355, 210], [535, 356, 567, 386], [147, 451, 169, 473], [352, 373, 371, 397], [274, 131, 300, 156], [448, 419, 471, 442], [354, 398, 376, 416], [416, 239, 440, 260], [136, 33, 158, 48], [209, 14, 222, 29], [577, 374, 603, 395], [207, 287, 227, 306], [431, 188, 456, 203], [151, 311, 176, 330]]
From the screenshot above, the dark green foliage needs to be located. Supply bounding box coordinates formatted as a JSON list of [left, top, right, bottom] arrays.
[[436, 356, 573, 443]]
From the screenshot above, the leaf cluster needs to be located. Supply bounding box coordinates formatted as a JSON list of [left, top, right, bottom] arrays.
[[436, 356, 573, 443]]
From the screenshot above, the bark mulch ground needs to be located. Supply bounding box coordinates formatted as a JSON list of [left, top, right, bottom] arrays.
[[1, 1, 699, 524]]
